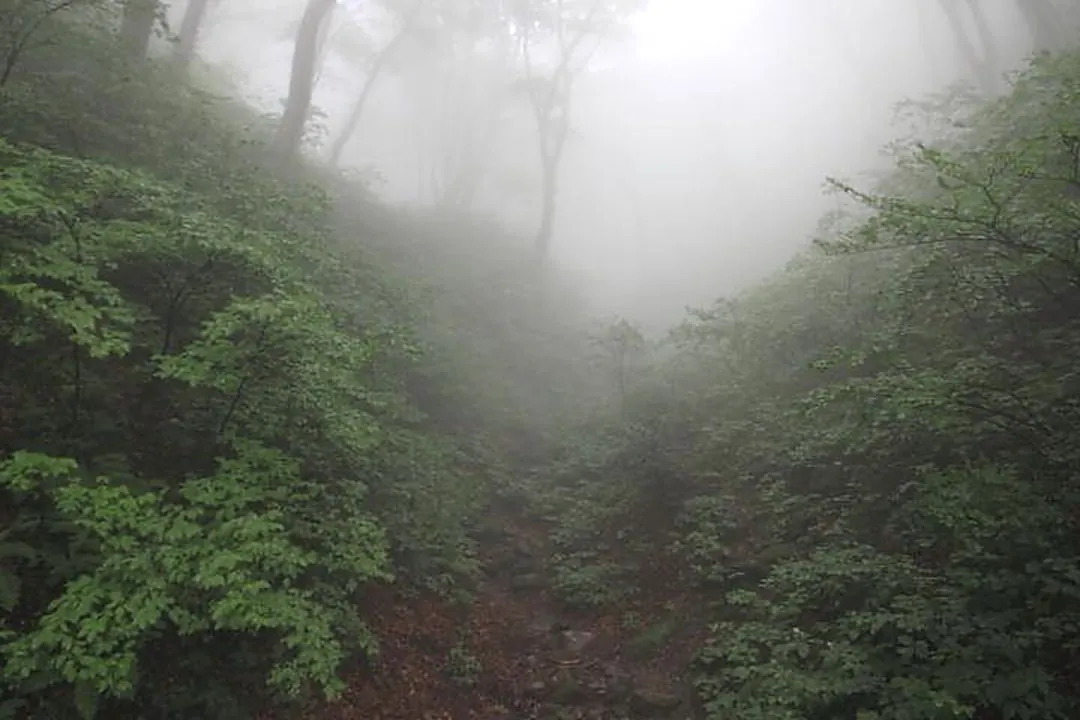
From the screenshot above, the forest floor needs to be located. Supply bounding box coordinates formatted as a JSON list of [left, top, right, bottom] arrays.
[[298, 505, 708, 720]]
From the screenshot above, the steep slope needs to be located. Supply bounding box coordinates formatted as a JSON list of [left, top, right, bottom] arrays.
[[4, 5, 1080, 720], [525, 47, 1080, 720], [0, 10, 596, 720]]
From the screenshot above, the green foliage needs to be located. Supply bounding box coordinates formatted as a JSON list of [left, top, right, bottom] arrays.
[[540, 44, 1080, 720], [0, 11, 509, 717], [672, 494, 742, 586], [0, 447, 388, 711], [626, 611, 680, 659], [698, 467, 1079, 720], [682, 51, 1080, 718], [550, 550, 632, 608]]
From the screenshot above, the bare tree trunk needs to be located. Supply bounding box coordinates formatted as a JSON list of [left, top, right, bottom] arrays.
[[120, 0, 157, 60], [535, 109, 570, 259], [273, 0, 335, 162], [172, 0, 210, 69], [937, 0, 995, 93], [174, 0, 211, 69], [434, 77, 504, 212], [312, 6, 339, 87], [536, 156, 558, 259], [520, 0, 605, 261], [437, 122, 492, 212], [327, 18, 415, 168]]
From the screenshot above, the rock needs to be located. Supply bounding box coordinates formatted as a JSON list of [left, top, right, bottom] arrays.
[[527, 612, 560, 638], [630, 685, 684, 714], [558, 629, 596, 655], [628, 671, 686, 715], [510, 572, 546, 591]]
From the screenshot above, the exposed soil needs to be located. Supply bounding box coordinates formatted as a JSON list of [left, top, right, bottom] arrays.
[[296, 507, 708, 720]]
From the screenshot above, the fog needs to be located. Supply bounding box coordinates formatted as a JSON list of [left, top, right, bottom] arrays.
[[175, 0, 1048, 330]]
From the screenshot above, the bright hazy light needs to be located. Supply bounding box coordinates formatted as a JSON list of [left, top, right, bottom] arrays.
[[192, 0, 1046, 328], [630, 0, 754, 61]]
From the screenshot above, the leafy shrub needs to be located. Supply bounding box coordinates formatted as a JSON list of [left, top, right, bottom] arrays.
[[550, 550, 633, 608]]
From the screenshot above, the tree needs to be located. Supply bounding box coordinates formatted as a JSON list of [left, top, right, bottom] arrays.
[[0, 0, 82, 86], [119, 0, 159, 60], [590, 317, 645, 411], [513, 0, 636, 261], [0, 11, 502, 713], [426, 1, 517, 211], [174, 0, 212, 69], [327, 2, 425, 168], [273, 0, 336, 162]]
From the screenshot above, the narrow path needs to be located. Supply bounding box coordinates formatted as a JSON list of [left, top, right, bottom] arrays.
[[300, 505, 706, 720]]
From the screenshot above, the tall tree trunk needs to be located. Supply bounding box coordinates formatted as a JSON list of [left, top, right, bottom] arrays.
[[120, 0, 158, 60], [434, 76, 503, 212], [937, 0, 995, 93], [519, 0, 604, 261], [535, 155, 558, 259], [535, 108, 569, 259], [327, 19, 414, 168], [273, 0, 335, 163], [174, 0, 211, 69], [437, 118, 493, 213], [1017, 0, 1068, 53]]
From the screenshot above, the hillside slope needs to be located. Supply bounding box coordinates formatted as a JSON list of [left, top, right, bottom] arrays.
[[3, 6, 1080, 720]]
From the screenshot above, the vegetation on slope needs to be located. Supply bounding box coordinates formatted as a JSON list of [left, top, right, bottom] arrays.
[[0, 6, 596, 718], [536, 47, 1080, 720], [4, 2, 1080, 720]]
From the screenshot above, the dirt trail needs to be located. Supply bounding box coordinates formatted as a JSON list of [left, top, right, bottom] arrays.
[[300, 506, 705, 720]]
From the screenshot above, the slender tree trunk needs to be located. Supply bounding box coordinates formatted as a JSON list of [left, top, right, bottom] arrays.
[[120, 0, 158, 60], [174, 0, 211, 69], [937, 0, 995, 93], [273, 0, 336, 162], [520, 0, 603, 261], [438, 138, 485, 212], [435, 86, 502, 211], [534, 90, 572, 260], [536, 154, 558, 259], [327, 21, 414, 168]]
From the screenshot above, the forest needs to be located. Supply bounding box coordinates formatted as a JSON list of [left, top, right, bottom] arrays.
[[1, 0, 1080, 719]]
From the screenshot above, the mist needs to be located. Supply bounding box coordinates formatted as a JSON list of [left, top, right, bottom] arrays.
[[6, 1, 1080, 715], [177, 0, 1052, 329]]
